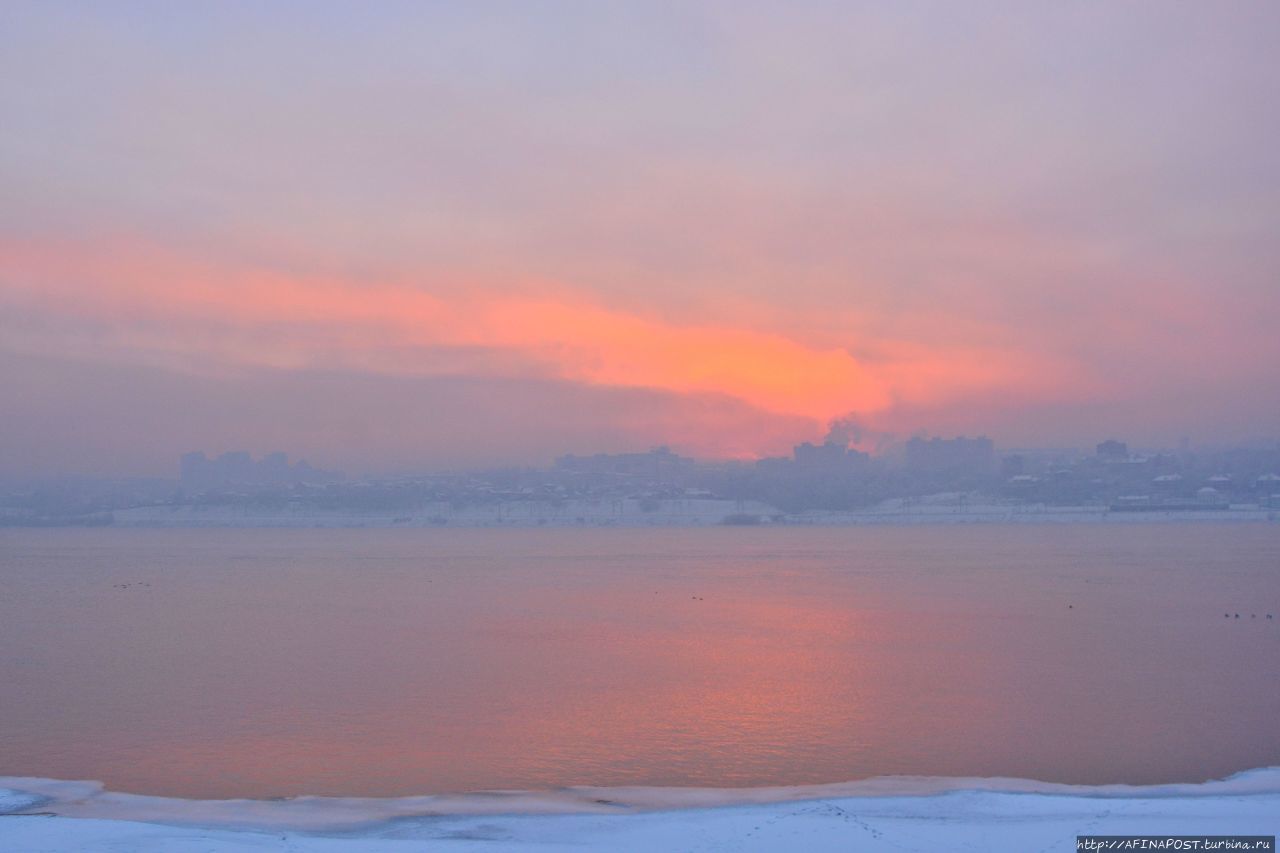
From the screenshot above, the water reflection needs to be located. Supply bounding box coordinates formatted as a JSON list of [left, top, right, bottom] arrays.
[[1, 525, 1277, 797]]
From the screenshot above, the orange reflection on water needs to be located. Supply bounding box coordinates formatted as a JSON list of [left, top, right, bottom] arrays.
[[2, 526, 1278, 798]]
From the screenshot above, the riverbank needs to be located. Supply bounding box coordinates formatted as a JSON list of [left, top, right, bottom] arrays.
[[3, 771, 1278, 851], [94, 496, 1277, 527]]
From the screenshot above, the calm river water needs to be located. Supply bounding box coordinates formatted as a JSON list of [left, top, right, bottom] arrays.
[[1, 524, 1277, 798]]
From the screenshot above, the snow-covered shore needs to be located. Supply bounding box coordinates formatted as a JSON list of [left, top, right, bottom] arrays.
[[3, 771, 1278, 851], [105, 495, 1278, 528]]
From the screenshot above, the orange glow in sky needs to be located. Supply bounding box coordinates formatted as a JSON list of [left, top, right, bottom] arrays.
[[3, 1, 1278, 474], [0, 238, 1083, 430]]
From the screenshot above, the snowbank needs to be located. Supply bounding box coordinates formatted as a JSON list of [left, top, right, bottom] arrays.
[[3, 770, 1277, 851], [106, 497, 1277, 528]]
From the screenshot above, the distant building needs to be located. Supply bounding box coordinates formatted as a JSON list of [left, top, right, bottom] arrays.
[[1000, 454, 1025, 478], [180, 451, 342, 492], [1196, 486, 1226, 506], [1096, 440, 1128, 461], [554, 447, 694, 481], [754, 438, 869, 477], [905, 436, 995, 474], [792, 440, 869, 471]]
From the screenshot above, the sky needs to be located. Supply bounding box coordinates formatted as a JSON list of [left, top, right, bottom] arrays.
[[2, 1, 1279, 478]]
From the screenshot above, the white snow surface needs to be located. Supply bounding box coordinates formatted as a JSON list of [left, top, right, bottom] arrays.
[[108, 496, 1277, 528], [2, 770, 1277, 851]]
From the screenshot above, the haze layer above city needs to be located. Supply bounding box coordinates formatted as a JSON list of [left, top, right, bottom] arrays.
[[3, 3, 1279, 480]]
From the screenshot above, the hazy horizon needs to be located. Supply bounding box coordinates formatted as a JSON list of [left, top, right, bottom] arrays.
[[4, 2, 1280, 479], [7, 425, 1280, 486]]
